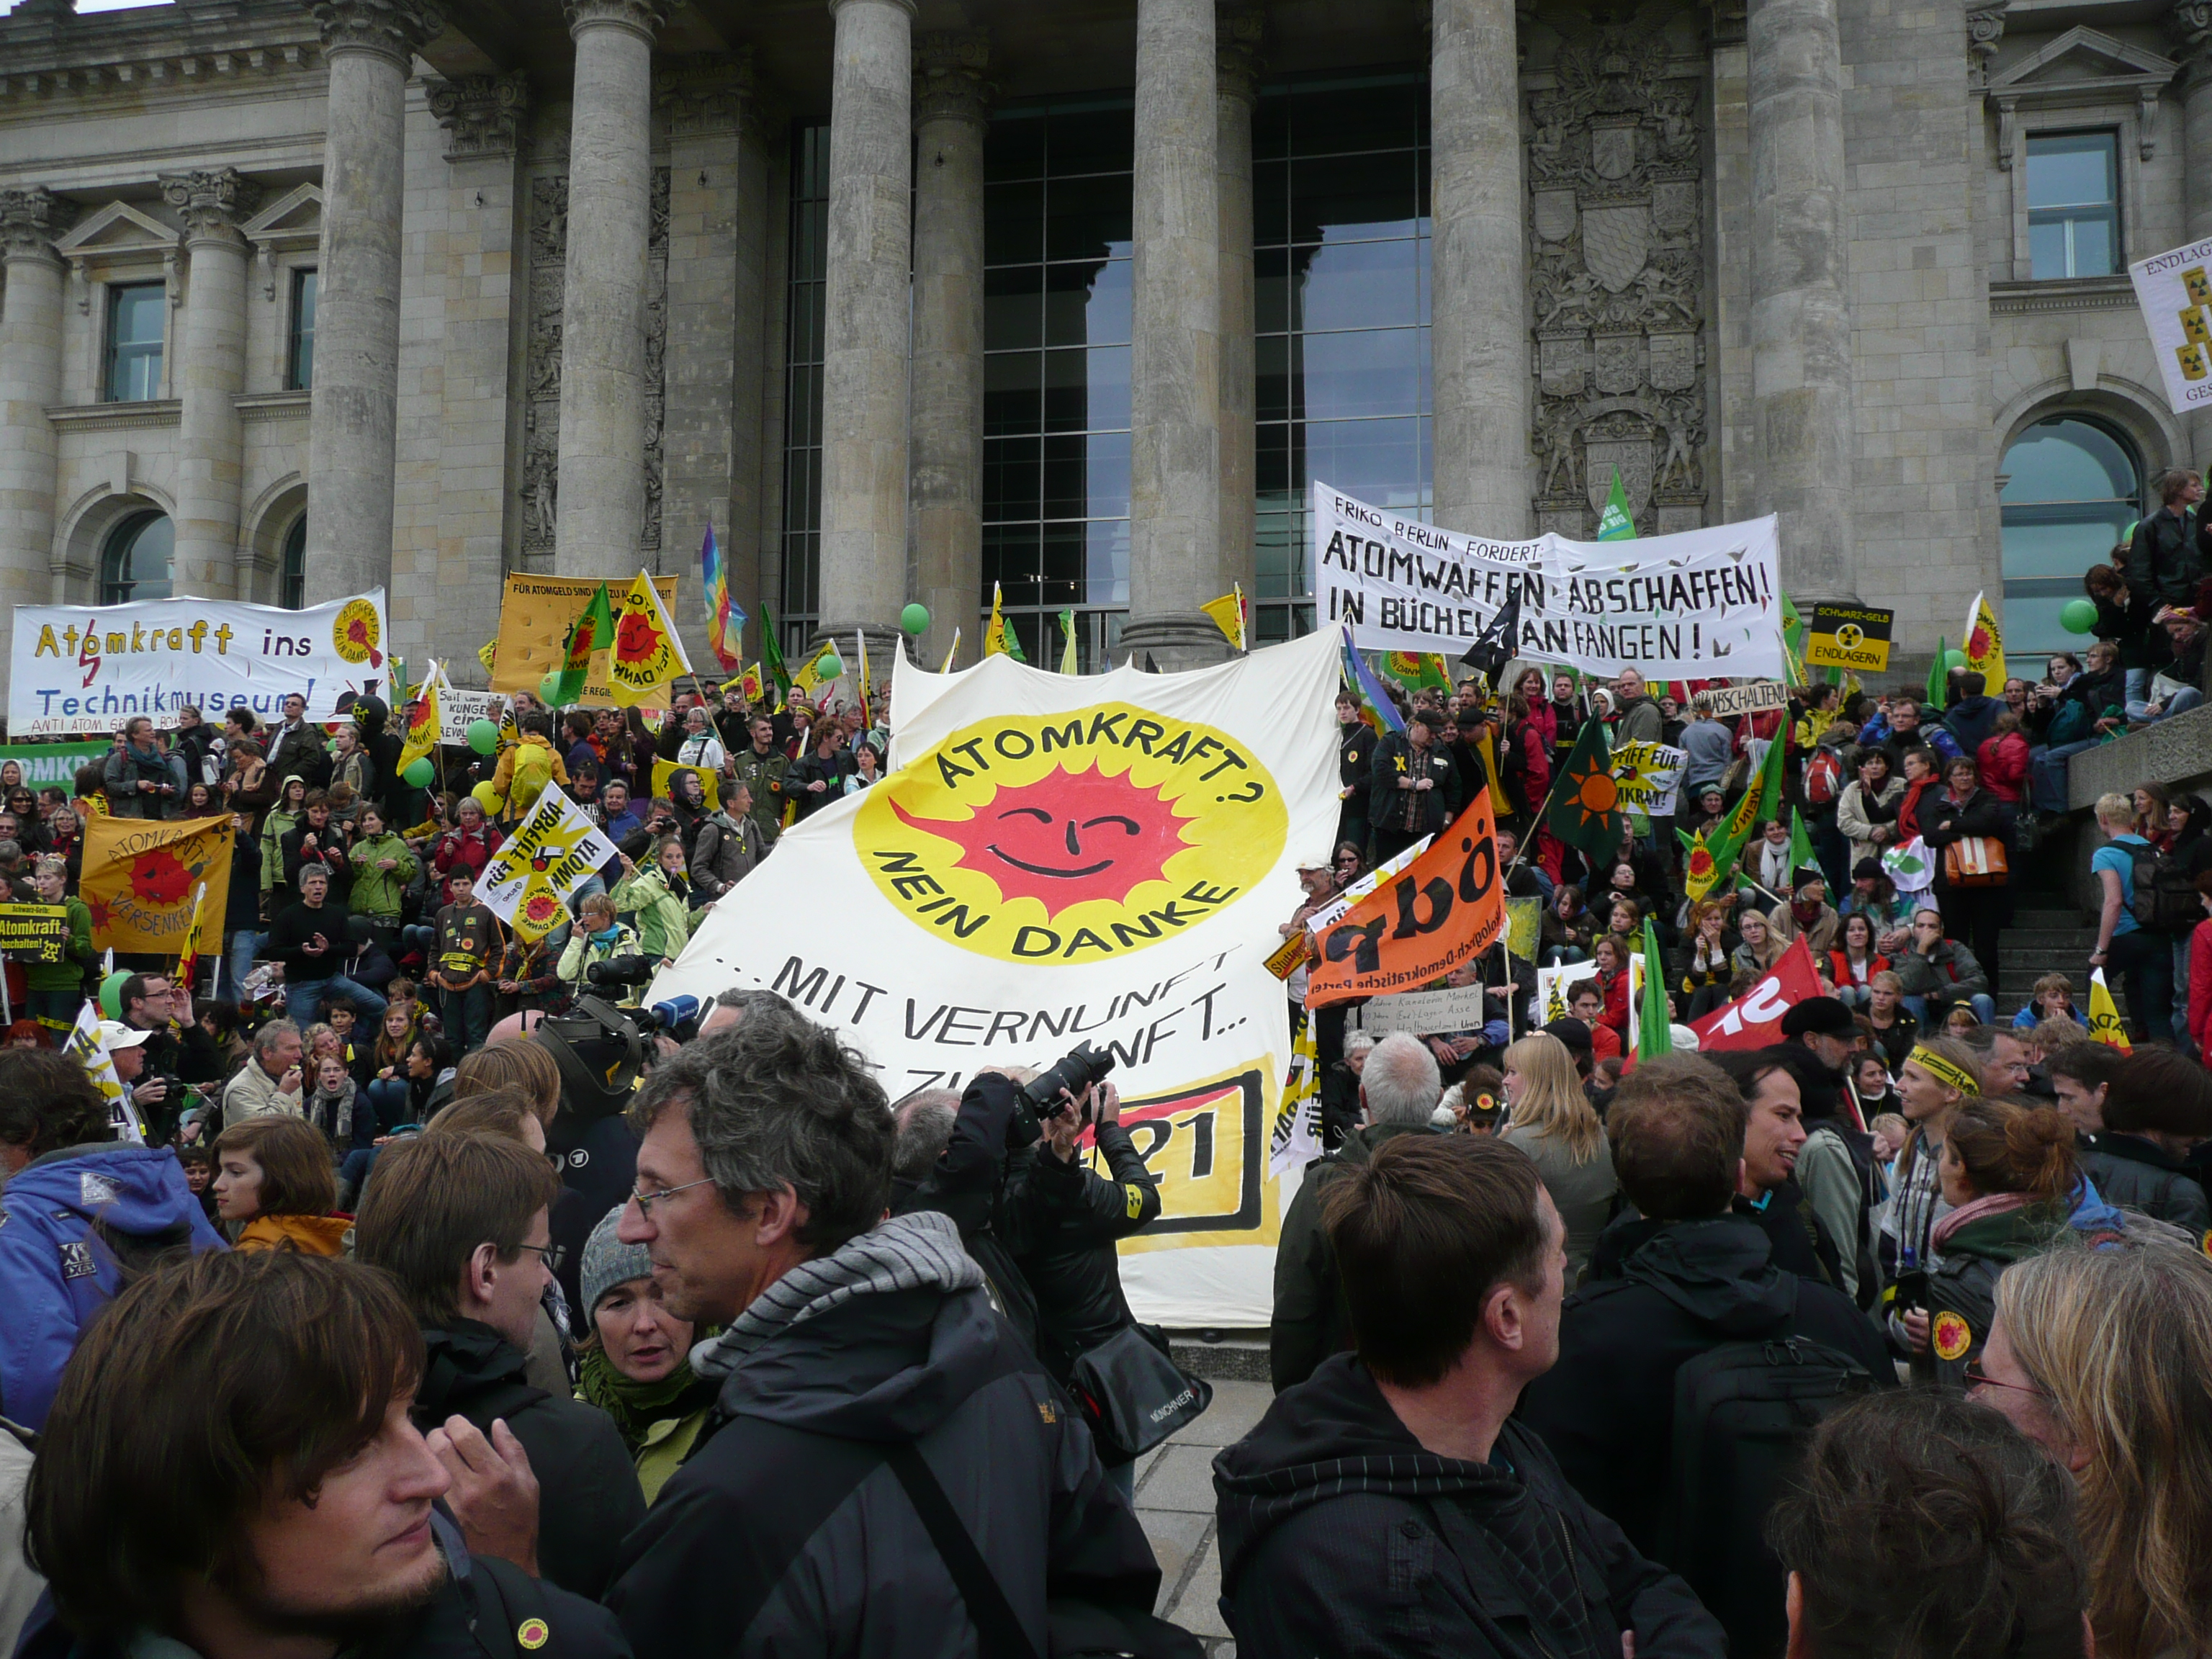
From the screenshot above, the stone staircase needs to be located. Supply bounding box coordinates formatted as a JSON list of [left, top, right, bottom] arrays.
[[1994, 904, 2108, 1020]]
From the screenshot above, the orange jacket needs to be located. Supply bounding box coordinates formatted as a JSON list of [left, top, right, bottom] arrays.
[[235, 1213, 353, 1256]]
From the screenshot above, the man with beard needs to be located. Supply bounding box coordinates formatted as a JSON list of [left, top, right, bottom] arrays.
[[17, 1249, 624, 1659]]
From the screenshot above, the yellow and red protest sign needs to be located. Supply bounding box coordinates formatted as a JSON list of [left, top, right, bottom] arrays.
[[488, 573, 680, 706], [81, 814, 233, 956]]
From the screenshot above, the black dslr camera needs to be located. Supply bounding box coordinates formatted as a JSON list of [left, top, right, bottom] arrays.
[[585, 955, 658, 992], [1005, 1040, 1118, 1149]]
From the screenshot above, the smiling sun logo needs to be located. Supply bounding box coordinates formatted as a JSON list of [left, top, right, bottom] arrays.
[[856, 703, 1286, 963]]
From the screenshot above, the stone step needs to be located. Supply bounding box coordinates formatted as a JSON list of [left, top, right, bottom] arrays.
[[2010, 909, 2088, 929], [1168, 1331, 1270, 1384]]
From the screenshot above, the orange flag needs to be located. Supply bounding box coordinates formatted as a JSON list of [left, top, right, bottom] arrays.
[[1306, 790, 1506, 1007]]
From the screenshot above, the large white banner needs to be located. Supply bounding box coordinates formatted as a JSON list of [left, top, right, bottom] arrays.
[[653, 630, 1344, 1326], [2130, 233, 2212, 415], [10, 591, 392, 737], [1310, 480, 1786, 680]]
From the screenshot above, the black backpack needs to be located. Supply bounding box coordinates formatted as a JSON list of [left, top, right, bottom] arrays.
[[2128, 842, 2200, 934], [1658, 1329, 1877, 1659]]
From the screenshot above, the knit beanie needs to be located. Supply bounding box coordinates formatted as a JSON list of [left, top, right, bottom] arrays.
[[580, 1204, 654, 1318]]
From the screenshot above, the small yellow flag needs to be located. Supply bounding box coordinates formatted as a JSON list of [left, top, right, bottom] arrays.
[[1202, 587, 1249, 653], [477, 638, 498, 676], [2087, 967, 2132, 1052], [1963, 590, 2008, 688], [607, 571, 691, 707], [940, 627, 962, 673], [984, 584, 1022, 660]]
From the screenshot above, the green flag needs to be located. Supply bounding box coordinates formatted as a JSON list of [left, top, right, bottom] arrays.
[[1596, 467, 1637, 541], [545, 581, 614, 707], [1925, 636, 1947, 711], [760, 604, 792, 698], [1545, 717, 1624, 866], [1637, 914, 1673, 1059], [1787, 806, 1816, 890], [1058, 608, 1079, 675]]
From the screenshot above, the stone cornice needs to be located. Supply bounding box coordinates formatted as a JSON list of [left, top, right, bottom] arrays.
[[0, 43, 320, 103], [160, 167, 262, 246], [235, 390, 313, 421], [45, 398, 181, 431], [1989, 275, 2136, 314], [565, 0, 667, 45], [1969, 2, 2007, 89], [912, 29, 989, 127], [1218, 1, 1264, 108], [428, 70, 529, 160], [312, 0, 444, 67], [0, 186, 77, 264]]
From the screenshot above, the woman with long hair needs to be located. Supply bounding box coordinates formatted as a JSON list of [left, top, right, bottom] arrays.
[[2132, 781, 2177, 849], [1675, 899, 1735, 1020], [1894, 745, 1940, 845], [1827, 912, 1888, 1009], [1542, 882, 1594, 965], [1590, 934, 1634, 1040], [1910, 1097, 2103, 1386], [1923, 754, 2015, 974], [1499, 1032, 1614, 1282], [1732, 907, 1784, 976], [210, 1116, 348, 1255], [1981, 1238, 2212, 1659]]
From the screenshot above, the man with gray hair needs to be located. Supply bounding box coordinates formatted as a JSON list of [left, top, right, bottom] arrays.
[[217, 1017, 305, 1123], [604, 1017, 1160, 1657], [1270, 1030, 1441, 1392]]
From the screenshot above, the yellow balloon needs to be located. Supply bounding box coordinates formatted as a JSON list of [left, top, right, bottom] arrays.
[[472, 781, 505, 814]]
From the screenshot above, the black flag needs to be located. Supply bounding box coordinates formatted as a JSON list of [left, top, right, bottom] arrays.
[[1143, 652, 1161, 673], [1460, 585, 1523, 683]]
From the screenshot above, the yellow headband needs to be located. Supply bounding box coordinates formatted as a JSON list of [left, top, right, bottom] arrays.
[[1905, 1046, 1977, 1098]]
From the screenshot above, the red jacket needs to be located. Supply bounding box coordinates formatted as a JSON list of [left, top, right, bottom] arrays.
[[1597, 965, 1632, 1035], [1976, 732, 2028, 804], [1827, 949, 1891, 992], [2192, 919, 2212, 1056]]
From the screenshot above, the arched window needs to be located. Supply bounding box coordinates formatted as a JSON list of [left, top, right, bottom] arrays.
[[280, 516, 307, 610], [1998, 415, 2143, 654], [99, 511, 174, 605]]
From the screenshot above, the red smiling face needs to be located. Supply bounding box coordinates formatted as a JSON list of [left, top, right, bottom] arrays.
[[892, 768, 1191, 916]]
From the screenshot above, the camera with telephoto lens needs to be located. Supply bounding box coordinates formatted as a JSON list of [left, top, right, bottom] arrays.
[[1005, 1040, 1117, 1148], [585, 954, 658, 990]]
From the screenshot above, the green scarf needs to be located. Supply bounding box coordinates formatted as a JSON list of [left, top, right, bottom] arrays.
[[576, 1346, 717, 1455]]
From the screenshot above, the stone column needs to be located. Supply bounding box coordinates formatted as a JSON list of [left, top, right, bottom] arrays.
[[1216, 3, 1262, 611], [2170, 4, 2212, 468], [163, 167, 259, 598], [1430, 0, 1528, 541], [305, 0, 443, 605], [0, 189, 72, 676], [817, 0, 914, 667], [909, 30, 989, 673], [1123, 0, 1225, 668], [1748, 0, 1856, 596], [555, 0, 665, 576]]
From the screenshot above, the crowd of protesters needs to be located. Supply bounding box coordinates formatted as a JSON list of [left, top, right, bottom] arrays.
[[0, 618, 2208, 1659]]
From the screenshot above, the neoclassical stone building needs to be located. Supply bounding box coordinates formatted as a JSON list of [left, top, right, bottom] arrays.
[[0, 0, 2198, 693]]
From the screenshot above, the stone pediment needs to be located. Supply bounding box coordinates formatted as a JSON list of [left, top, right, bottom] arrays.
[[1988, 27, 2176, 166], [241, 182, 321, 242], [52, 199, 177, 258]]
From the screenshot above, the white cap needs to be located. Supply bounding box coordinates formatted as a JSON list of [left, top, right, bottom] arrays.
[[97, 1020, 151, 1050]]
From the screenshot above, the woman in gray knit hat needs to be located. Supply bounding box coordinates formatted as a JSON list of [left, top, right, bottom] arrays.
[[574, 1204, 719, 1502]]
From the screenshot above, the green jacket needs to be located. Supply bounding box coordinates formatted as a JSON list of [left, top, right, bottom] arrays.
[[612, 864, 691, 963], [346, 832, 420, 920], [24, 895, 94, 994], [557, 920, 645, 1005], [260, 780, 306, 896], [1270, 1119, 1439, 1393], [728, 745, 788, 842]]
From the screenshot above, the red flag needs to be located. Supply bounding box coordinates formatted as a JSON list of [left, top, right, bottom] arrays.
[[1689, 937, 1823, 1053], [1307, 793, 1505, 1007]]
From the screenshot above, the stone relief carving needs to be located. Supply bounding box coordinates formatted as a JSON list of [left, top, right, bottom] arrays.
[[1525, 27, 1709, 538], [520, 168, 669, 567]]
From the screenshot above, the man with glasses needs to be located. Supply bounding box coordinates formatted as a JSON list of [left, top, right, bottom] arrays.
[[354, 1128, 644, 1601]]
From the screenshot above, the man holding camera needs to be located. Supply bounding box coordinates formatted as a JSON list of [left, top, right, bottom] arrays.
[[604, 1016, 1160, 1658]]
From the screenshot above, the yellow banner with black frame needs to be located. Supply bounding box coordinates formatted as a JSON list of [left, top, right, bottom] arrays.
[[1804, 601, 1895, 672]]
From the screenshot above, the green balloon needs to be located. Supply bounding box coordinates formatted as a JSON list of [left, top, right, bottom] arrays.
[[99, 970, 131, 1020], [402, 757, 433, 787], [1942, 649, 1968, 672], [466, 718, 500, 755], [2060, 598, 2099, 634], [901, 603, 931, 636], [820, 652, 845, 681], [539, 670, 565, 706]]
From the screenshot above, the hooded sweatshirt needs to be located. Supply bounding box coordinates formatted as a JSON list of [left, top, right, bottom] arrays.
[[0, 1143, 226, 1429], [1516, 1215, 1892, 1559], [1213, 1352, 1722, 1659], [604, 1210, 1159, 1659]]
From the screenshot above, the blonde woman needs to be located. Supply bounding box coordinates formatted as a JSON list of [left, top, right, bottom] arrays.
[[1980, 1238, 2212, 1659], [1499, 1031, 1616, 1283]]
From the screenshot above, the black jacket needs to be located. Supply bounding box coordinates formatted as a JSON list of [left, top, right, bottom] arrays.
[[1940, 693, 2001, 757], [603, 1214, 1159, 1659], [410, 1321, 644, 1602], [281, 816, 353, 907], [2080, 1133, 2211, 1231], [261, 899, 351, 979], [1734, 1181, 1845, 1292], [1920, 786, 2013, 894], [1270, 1120, 1437, 1392], [1368, 732, 1462, 840], [2123, 504, 2208, 609], [1213, 1353, 1724, 1659], [15, 1511, 629, 1659], [1516, 1216, 1891, 1559], [1012, 1122, 1164, 1389], [1338, 724, 1375, 827], [265, 719, 332, 790], [893, 1073, 1042, 1352]]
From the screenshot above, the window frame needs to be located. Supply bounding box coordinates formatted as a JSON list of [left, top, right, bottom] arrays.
[[1996, 411, 2146, 652], [287, 266, 318, 392], [2022, 130, 2121, 282], [103, 279, 168, 405], [99, 511, 176, 605]]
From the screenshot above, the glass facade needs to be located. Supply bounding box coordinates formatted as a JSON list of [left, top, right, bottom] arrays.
[[982, 99, 1135, 670], [778, 125, 831, 654], [105, 282, 164, 403], [101, 511, 174, 603], [1999, 415, 2141, 652], [289, 269, 318, 391], [1254, 73, 1431, 644], [772, 71, 1435, 659]]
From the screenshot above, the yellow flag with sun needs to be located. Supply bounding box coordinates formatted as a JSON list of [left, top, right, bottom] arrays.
[[607, 571, 691, 707]]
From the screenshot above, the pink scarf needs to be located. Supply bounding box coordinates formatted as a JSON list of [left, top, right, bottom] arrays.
[[1930, 1190, 2031, 1251]]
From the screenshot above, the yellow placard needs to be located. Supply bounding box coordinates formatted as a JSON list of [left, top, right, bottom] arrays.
[[1804, 601, 1896, 672], [81, 814, 234, 956], [649, 758, 721, 813], [490, 573, 680, 705]]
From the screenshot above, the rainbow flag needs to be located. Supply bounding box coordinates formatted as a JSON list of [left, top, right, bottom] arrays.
[[1339, 628, 1405, 736], [700, 524, 745, 673]]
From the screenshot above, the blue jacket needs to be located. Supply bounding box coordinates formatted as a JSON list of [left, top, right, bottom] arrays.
[[0, 1143, 225, 1429]]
